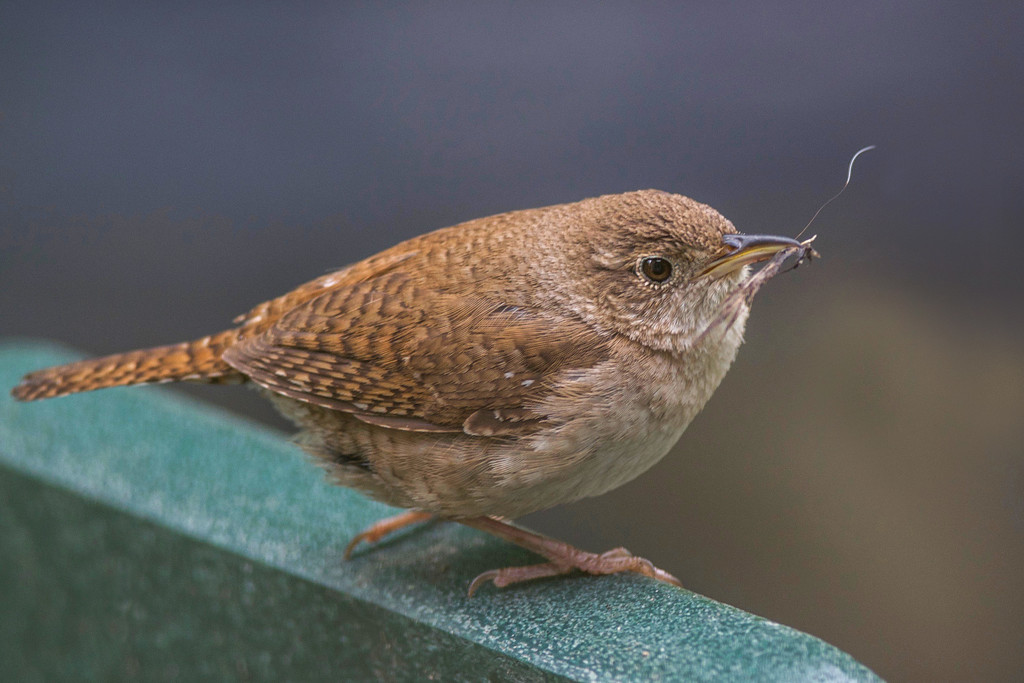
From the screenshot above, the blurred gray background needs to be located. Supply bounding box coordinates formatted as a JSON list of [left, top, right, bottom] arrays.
[[2, 3, 1022, 680]]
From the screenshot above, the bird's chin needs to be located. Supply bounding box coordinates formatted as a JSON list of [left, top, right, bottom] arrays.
[[660, 270, 748, 352], [705, 264, 749, 303], [707, 263, 751, 311]]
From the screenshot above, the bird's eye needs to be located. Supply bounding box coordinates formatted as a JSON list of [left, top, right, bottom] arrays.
[[639, 257, 673, 283]]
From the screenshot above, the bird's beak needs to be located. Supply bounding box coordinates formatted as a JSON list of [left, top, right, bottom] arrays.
[[699, 234, 804, 278]]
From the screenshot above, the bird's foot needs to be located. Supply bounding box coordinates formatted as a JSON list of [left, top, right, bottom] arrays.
[[344, 510, 433, 559], [459, 516, 682, 596]]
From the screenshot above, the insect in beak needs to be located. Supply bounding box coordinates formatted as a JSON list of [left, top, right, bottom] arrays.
[[699, 234, 807, 278]]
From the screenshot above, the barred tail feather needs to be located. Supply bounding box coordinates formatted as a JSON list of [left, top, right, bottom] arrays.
[[10, 329, 246, 401]]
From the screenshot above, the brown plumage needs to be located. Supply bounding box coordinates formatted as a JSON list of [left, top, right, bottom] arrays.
[[12, 189, 813, 593], [11, 329, 244, 401]]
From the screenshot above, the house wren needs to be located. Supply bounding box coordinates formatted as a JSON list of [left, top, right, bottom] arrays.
[[11, 190, 813, 594]]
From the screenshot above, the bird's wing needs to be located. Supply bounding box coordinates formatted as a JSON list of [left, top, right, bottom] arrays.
[[222, 271, 610, 436]]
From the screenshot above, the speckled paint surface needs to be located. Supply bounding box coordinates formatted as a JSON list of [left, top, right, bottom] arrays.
[[1, 341, 881, 681]]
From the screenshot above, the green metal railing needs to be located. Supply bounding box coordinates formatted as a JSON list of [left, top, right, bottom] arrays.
[[0, 341, 880, 681]]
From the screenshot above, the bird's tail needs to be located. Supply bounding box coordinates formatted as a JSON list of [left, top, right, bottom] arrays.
[[10, 329, 247, 401]]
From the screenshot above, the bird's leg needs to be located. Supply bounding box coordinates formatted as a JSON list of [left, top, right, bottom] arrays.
[[344, 510, 434, 559], [458, 515, 682, 596]]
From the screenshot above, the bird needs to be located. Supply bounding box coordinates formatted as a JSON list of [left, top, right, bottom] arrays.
[[11, 189, 813, 595]]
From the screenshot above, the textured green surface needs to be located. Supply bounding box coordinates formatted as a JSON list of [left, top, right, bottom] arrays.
[[0, 470, 557, 682], [0, 341, 882, 681]]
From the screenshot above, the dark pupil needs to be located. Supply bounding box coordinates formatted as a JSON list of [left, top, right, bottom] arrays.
[[642, 257, 672, 282]]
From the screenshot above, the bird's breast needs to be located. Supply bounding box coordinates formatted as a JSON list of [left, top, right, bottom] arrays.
[[491, 324, 746, 512]]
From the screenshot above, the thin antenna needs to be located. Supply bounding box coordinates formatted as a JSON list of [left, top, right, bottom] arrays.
[[794, 145, 875, 240]]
